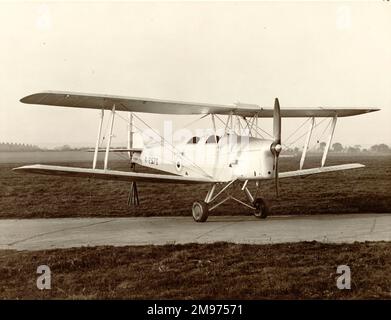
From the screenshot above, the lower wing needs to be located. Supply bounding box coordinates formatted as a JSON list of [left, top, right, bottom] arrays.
[[87, 148, 143, 153], [13, 163, 364, 184], [13, 164, 213, 184], [239, 163, 365, 181]]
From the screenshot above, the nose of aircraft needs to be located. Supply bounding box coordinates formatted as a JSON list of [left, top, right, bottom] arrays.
[[271, 143, 282, 154]]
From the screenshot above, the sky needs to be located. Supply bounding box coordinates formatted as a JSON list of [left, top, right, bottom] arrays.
[[0, 0, 390, 149]]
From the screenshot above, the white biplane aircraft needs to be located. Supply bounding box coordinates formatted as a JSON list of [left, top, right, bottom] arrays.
[[14, 91, 379, 222]]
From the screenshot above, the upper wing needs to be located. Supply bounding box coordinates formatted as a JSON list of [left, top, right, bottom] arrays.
[[239, 163, 365, 181], [20, 91, 379, 118], [13, 164, 214, 184]]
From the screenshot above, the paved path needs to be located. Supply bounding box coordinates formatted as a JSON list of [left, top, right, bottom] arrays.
[[0, 214, 390, 251]]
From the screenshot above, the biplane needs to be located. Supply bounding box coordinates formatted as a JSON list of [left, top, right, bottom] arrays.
[[14, 91, 379, 222]]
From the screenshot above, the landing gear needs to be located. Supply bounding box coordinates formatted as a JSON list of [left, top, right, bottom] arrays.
[[191, 181, 270, 222], [253, 198, 268, 219], [127, 181, 140, 206], [127, 163, 140, 206], [192, 201, 209, 222]]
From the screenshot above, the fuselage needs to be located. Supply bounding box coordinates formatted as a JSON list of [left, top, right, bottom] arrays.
[[133, 133, 275, 182]]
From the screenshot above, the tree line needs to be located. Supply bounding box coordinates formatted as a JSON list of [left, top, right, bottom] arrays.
[[330, 143, 391, 153], [0, 142, 41, 152], [285, 143, 391, 154]]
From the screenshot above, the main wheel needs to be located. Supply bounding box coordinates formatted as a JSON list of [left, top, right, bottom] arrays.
[[192, 201, 209, 222], [253, 198, 269, 219]]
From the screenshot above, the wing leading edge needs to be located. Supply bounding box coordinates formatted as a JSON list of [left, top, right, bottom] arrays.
[[20, 91, 379, 118], [13, 164, 214, 184], [239, 163, 365, 181]]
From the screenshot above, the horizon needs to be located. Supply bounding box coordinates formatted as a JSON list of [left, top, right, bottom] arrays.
[[1, 139, 390, 151]]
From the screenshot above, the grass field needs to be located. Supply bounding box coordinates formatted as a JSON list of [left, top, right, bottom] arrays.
[[0, 242, 390, 299], [0, 153, 390, 218], [1, 152, 390, 300]]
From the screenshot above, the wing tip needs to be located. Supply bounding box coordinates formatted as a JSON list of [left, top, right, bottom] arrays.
[[20, 91, 60, 104], [20, 94, 34, 104], [20, 93, 45, 104], [353, 163, 365, 168], [13, 164, 42, 171]]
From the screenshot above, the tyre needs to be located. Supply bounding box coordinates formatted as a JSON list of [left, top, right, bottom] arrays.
[[253, 198, 269, 219], [192, 201, 209, 222]]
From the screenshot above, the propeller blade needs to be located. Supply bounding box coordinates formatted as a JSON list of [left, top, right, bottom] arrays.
[[274, 154, 279, 197], [272, 97, 282, 197], [273, 98, 281, 144]]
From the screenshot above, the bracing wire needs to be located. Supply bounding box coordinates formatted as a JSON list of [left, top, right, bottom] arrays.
[[284, 118, 328, 150], [117, 107, 212, 178], [133, 113, 213, 178], [284, 117, 311, 146], [307, 118, 333, 152], [104, 107, 336, 172], [181, 114, 210, 130], [206, 113, 330, 153]]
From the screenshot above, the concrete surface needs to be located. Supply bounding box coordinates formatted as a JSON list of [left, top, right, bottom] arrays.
[[0, 214, 390, 251]]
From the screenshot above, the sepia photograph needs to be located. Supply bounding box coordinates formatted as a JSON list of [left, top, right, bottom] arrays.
[[0, 0, 390, 310]]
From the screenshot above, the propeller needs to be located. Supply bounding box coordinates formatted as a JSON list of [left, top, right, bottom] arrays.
[[270, 98, 282, 197]]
